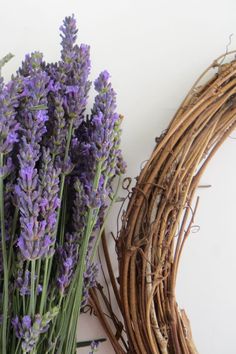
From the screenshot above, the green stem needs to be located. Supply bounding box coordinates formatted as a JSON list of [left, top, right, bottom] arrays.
[[58, 160, 104, 353], [65, 120, 74, 159], [29, 260, 36, 315], [46, 295, 63, 354], [57, 119, 73, 243], [35, 258, 41, 310], [7, 208, 18, 274], [16, 292, 20, 314], [10, 334, 16, 354], [59, 175, 65, 206], [15, 339, 21, 354], [0, 153, 8, 354], [39, 258, 49, 315], [23, 295, 26, 314], [57, 118, 73, 218], [57, 283, 77, 353], [90, 176, 121, 262], [67, 210, 100, 352], [40, 119, 74, 322], [65, 211, 94, 353], [65, 160, 104, 353], [59, 182, 67, 245]]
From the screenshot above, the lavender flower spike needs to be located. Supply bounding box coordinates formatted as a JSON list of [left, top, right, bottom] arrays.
[[0, 15, 126, 353], [72, 70, 124, 228], [60, 15, 91, 128], [12, 307, 59, 353], [0, 79, 20, 156], [17, 56, 51, 260], [39, 148, 61, 256], [57, 233, 77, 295]]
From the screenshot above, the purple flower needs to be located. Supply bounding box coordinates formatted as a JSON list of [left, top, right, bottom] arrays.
[[66, 71, 126, 311], [45, 92, 67, 159], [43, 16, 91, 164], [0, 178, 15, 274], [94, 70, 110, 91], [0, 79, 20, 155], [57, 233, 78, 295], [0, 76, 21, 287], [0, 157, 13, 179], [37, 284, 43, 294], [60, 15, 78, 56], [71, 70, 125, 238], [18, 51, 44, 77], [16, 57, 52, 260], [59, 15, 91, 128], [18, 73, 49, 145], [12, 308, 58, 352], [89, 340, 99, 354], [0, 14, 126, 353], [81, 260, 98, 307], [39, 148, 61, 256], [16, 269, 30, 296], [22, 316, 31, 329]]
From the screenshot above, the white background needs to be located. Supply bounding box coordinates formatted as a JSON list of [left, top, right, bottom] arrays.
[[1, 0, 236, 353]]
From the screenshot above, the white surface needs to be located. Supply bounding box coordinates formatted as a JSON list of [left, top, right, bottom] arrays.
[[1, 0, 236, 353]]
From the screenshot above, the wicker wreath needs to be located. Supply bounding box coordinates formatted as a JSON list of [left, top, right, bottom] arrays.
[[90, 52, 236, 354]]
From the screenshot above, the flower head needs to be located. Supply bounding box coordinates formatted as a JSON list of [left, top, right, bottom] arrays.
[[12, 308, 58, 353], [0, 79, 20, 155], [16, 55, 52, 260]]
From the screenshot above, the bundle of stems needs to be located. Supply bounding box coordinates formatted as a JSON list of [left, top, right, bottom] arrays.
[[90, 52, 236, 354], [0, 15, 125, 354]]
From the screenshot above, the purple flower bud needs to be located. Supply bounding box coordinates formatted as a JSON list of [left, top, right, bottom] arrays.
[[81, 260, 98, 307], [16, 57, 52, 260], [89, 340, 99, 354], [57, 233, 77, 295], [12, 309, 58, 352], [22, 316, 31, 330], [0, 79, 21, 155], [37, 284, 43, 294]]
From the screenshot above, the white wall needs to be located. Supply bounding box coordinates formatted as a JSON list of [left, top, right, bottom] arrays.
[[1, 0, 236, 353]]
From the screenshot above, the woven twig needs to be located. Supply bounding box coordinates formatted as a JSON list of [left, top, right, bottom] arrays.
[[90, 52, 236, 354]]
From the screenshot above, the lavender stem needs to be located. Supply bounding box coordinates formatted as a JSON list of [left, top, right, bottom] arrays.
[[65, 160, 103, 353], [7, 208, 19, 273], [39, 258, 49, 315], [41, 119, 74, 319], [0, 153, 8, 354], [29, 260, 36, 316], [91, 176, 121, 262]]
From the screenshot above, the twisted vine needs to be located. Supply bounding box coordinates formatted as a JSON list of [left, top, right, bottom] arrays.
[[90, 52, 236, 354]]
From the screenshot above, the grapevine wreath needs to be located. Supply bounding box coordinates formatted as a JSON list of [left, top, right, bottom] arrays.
[[90, 52, 236, 354]]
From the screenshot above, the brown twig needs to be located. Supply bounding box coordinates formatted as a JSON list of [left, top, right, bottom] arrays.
[[90, 52, 236, 353]]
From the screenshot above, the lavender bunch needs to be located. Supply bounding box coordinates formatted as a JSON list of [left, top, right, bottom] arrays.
[[0, 66, 21, 352], [0, 14, 125, 354]]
